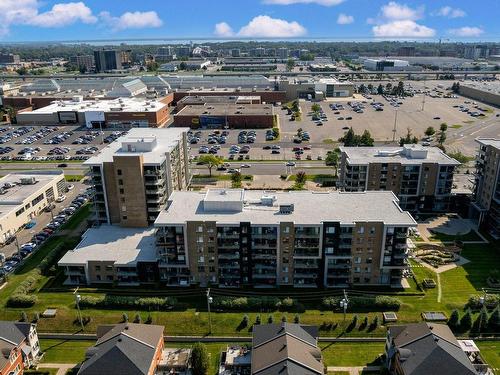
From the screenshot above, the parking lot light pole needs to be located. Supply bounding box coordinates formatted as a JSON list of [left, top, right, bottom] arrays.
[[206, 288, 213, 334]]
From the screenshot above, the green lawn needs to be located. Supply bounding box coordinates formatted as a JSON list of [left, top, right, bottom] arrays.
[[40, 339, 94, 363], [320, 342, 384, 367], [25, 369, 59, 375], [477, 341, 500, 371]]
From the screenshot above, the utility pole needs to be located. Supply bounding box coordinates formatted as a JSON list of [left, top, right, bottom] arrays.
[[206, 288, 213, 334], [392, 109, 398, 143]]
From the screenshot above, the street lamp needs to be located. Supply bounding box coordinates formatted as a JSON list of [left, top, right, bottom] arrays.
[[74, 288, 84, 331], [206, 288, 213, 334], [339, 290, 349, 327]]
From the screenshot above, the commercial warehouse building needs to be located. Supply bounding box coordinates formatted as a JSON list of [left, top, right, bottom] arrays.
[[173, 104, 276, 129], [458, 81, 500, 107], [176, 95, 261, 110], [339, 145, 460, 212], [59, 189, 416, 288], [86, 128, 190, 227], [16, 95, 172, 128], [0, 171, 66, 245], [279, 78, 354, 101], [172, 88, 285, 105]]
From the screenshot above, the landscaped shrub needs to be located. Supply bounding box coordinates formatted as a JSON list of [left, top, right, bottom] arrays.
[[460, 309, 473, 331], [7, 294, 38, 308], [467, 294, 499, 310], [79, 295, 177, 310], [322, 295, 402, 311], [447, 309, 460, 331], [211, 296, 303, 312], [294, 314, 300, 324], [488, 306, 500, 333]]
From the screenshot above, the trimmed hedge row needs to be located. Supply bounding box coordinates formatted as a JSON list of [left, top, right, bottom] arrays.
[[322, 295, 402, 311], [7, 275, 40, 307], [211, 296, 305, 312], [79, 295, 177, 310]]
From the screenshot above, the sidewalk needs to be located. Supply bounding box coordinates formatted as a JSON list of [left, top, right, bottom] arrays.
[[326, 365, 381, 374], [38, 363, 78, 375]]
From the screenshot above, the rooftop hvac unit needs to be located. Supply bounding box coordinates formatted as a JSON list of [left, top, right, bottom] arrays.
[[20, 177, 36, 185], [279, 204, 294, 214]]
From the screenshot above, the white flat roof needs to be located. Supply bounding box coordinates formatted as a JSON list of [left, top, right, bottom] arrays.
[[476, 138, 500, 150], [26, 97, 167, 114], [340, 145, 460, 165], [84, 127, 188, 165], [0, 171, 64, 220], [58, 226, 157, 266], [155, 189, 416, 226]]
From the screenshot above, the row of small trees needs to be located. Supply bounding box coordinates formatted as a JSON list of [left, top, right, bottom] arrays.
[[448, 306, 500, 334]]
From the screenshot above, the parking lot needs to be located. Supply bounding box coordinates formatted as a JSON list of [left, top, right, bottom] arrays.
[[0, 125, 128, 161], [279, 92, 496, 145], [0, 181, 92, 273], [0, 81, 497, 164]]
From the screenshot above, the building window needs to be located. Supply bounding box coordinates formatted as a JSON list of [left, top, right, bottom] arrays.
[[95, 265, 101, 271], [366, 258, 373, 264], [370, 227, 376, 234], [119, 188, 124, 194], [326, 227, 335, 234], [118, 179, 123, 185], [122, 215, 127, 220], [117, 169, 122, 175], [197, 236, 203, 243], [197, 226, 203, 233], [358, 226, 364, 234], [354, 267, 361, 273], [106, 275, 113, 281], [106, 265, 113, 271], [284, 226, 290, 234], [354, 257, 361, 264], [96, 275, 101, 281]]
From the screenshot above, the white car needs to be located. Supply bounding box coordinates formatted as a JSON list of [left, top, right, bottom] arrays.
[[286, 161, 296, 167], [240, 164, 251, 168], [56, 195, 66, 203]]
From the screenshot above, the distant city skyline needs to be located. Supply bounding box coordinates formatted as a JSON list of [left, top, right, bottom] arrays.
[[0, 0, 498, 42]]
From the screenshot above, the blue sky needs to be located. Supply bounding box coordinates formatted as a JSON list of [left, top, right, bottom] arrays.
[[1, 0, 498, 42]]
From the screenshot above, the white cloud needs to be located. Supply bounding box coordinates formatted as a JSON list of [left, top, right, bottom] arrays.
[[263, 0, 344, 5], [380, 1, 424, 20], [237, 15, 307, 37], [214, 22, 234, 37], [28, 2, 96, 27], [434, 6, 466, 18], [448, 26, 484, 37], [369, 2, 434, 39], [0, 0, 97, 36], [99, 11, 163, 31], [373, 20, 435, 37], [337, 13, 354, 25]]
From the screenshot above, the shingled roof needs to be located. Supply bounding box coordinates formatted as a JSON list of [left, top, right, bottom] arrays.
[[77, 323, 164, 375], [388, 323, 477, 375], [251, 323, 324, 375]]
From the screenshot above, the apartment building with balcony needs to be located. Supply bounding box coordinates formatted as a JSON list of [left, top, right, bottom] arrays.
[[154, 189, 416, 288], [339, 144, 460, 212], [470, 138, 500, 237], [86, 128, 190, 227], [58, 226, 158, 286]]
